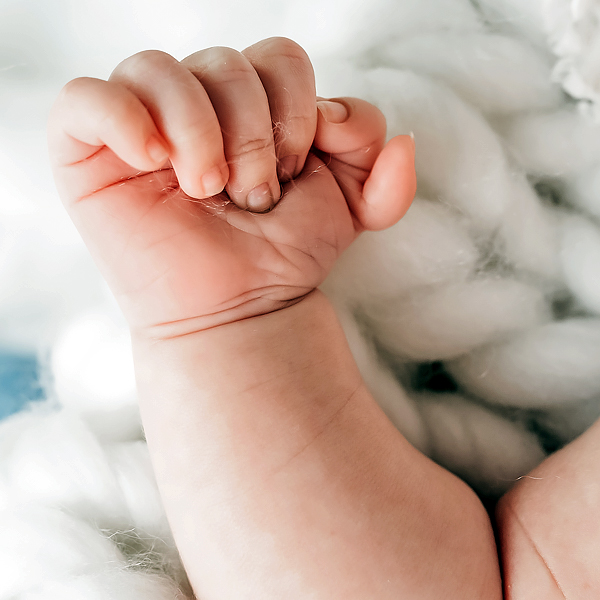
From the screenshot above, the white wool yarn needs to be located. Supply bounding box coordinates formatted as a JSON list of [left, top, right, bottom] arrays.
[[417, 392, 545, 496], [566, 164, 600, 218], [545, 0, 600, 121], [362, 277, 551, 361], [496, 177, 562, 280], [317, 0, 600, 475], [375, 32, 562, 115], [20, 570, 187, 600], [499, 106, 600, 176], [361, 68, 515, 231], [0, 409, 189, 596], [1, 410, 129, 527], [530, 397, 600, 445], [0, 506, 124, 598], [474, 0, 549, 45], [447, 319, 600, 407], [322, 198, 479, 306], [0, 409, 170, 537], [559, 214, 600, 314], [1, 505, 187, 600], [284, 0, 483, 57]]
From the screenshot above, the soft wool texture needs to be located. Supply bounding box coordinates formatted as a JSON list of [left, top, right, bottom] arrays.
[[2, 0, 600, 596]]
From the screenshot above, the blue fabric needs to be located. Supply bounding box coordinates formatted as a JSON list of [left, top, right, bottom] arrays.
[[0, 351, 44, 420]]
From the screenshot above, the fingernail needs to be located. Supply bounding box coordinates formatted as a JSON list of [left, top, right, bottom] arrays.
[[247, 183, 273, 213], [201, 166, 226, 197], [278, 154, 299, 181], [317, 99, 349, 124], [146, 135, 169, 164]]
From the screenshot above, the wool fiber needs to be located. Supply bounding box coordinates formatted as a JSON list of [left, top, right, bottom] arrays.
[[559, 214, 600, 314], [0, 410, 190, 596], [495, 177, 562, 279], [528, 397, 600, 446], [322, 198, 480, 306], [288, 0, 483, 58], [0, 506, 125, 598], [417, 392, 546, 496], [566, 164, 600, 218], [447, 319, 600, 407], [361, 68, 516, 231], [499, 107, 600, 176], [474, 0, 549, 45], [2, 410, 129, 527], [545, 0, 600, 121], [20, 570, 188, 600], [363, 278, 551, 362], [375, 33, 563, 115]]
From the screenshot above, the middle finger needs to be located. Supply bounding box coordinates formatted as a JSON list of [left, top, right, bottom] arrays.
[[243, 38, 318, 182], [182, 47, 280, 212]]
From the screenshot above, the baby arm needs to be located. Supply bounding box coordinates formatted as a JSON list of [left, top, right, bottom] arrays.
[[48, 38, 502, 599], [498, 415, 600, 599]]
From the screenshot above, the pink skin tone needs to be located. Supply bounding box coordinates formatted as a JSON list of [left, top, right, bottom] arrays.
[[498, 417, 600, 599], [48, 35, 595, 599], [48, 39, 413, 337]]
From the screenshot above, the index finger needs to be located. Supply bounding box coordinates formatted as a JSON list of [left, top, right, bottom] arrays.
[[110, 50, 230, 200]]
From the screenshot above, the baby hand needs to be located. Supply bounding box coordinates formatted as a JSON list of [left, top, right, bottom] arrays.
[[48, 38, 415, 337]]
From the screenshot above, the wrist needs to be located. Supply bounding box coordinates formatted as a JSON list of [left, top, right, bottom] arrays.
[[128, 286, 316, 342], [131, 289, 365, 477]]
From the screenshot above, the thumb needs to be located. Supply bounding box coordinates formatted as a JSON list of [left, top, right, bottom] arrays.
[[314, 97, 416, 231]]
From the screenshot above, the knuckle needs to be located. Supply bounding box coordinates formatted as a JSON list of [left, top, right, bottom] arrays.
[[56, 78, 137, 127], [204, 46, 247, 69], [183, 47, 258, 88], [230, 136, 274, 162], [244, 37, 313, 77], [286, 113, 315, 128], [202, 47, 255, 82], [112, 49, 177, 79], [259, 37, 313, 76], [59, 77, 93, 102], [273, 113, 314, 145], [255, 37, 306, 59]]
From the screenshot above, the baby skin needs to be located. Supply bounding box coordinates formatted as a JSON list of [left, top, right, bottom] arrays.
[[48, 38, 502, 598]]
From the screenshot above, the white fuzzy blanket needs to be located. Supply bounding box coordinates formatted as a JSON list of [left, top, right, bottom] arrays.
[[2, 0, 600, 596]]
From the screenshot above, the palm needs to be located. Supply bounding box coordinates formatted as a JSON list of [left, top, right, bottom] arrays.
[[73, 150, 356, 333]]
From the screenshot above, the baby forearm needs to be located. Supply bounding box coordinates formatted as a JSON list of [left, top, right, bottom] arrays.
[[497, 416, 600, 599], [132, 291, 502, 599], [132, 291, 365, 483]]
